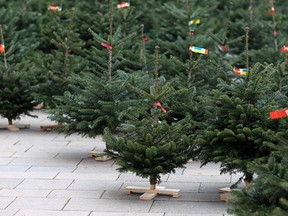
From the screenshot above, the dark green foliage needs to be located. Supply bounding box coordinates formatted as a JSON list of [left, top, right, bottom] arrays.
[[103, 79, 193, 184], [104, 118, 192, 182], [228, 132, 288, 216], [0, 61, 38, 124], [193, 63, 284, 181]]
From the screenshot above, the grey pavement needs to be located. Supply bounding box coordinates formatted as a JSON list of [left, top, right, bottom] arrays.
[[0, 110, 239, 216]]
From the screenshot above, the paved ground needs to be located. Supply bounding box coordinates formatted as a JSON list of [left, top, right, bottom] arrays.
[[0, 110, 238, 216]]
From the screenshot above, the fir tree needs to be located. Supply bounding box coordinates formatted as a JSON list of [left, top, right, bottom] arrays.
[[228, 131, 288, 216], [192, 61, 282, 186], [48, 0, 138, 137], [103, 46, 193, 196], [0, 24, 39, 126]]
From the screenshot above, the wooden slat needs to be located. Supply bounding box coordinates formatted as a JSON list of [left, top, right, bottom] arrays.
[[140, 192, 157, 200]]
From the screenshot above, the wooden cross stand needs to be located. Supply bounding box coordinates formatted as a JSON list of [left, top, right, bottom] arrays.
[[219, 187, 232, 202], [124, 185, 180, 200], [40, 124, 62, 132], [0, 124, 30, 132], [87, 151, 113, 162]]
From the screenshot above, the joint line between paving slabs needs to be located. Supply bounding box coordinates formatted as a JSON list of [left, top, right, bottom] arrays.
[[61, 197, 71, 210], [148, 200, 155, 213]]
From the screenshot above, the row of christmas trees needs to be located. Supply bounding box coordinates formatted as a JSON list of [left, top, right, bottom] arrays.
[[0, 0, 287, 214]]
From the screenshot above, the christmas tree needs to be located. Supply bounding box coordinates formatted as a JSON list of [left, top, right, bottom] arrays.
[[192, 58, 283, 186], [228, 131, 288, 216], [103, 45, 193, 199], [0, 24, 39, 129]]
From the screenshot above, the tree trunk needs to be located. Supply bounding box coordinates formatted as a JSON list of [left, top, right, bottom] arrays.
[[8, 117, 13, 125], [149, 175, 157, 190], [244, 172, 253, 190]]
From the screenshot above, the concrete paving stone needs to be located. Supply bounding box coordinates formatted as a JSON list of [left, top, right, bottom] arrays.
[[165, 214, 229, 216], [0, 145, 33, 152], [121, 182, 201, 193], [150, 201, 228, 214], [16, 179, 73, 190], [0, 152, 15, 157], [167, 175, 231, 183], [90, 213, 164, 216], [0, 197, 15, 209], [0, 165, 30, 172], [67, 180, 123, 191], [73, 166, 118, 173], [172, 192, 221, 202], [0, 178, 24, 189], [0, 134, 8, 140], [0, 138, 19, 145], [7, 197, 69, 210], [0, 172, 58, 179], [15, 209, 90, 216], [67, 140, 99, 147], [9, 157, 82, 167], [53, 150, 95, 159], [0, 158, 15, 165], [27, 166, 76, 173], [183, 169, 227, 176], [48, 189, 103, 199], [53, 134, 96, 142], [12, 152, 58, 158], [18, 140, 69, 146], [0, 189, 51, 197], [55, 172, 120, 181], [64, 197, 153, 212], [199, 183, 233, 193], [0, 209, 18, 216]]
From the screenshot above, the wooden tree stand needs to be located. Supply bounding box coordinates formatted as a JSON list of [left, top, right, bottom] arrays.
[[219, 187, 232, 202], [87, 151, 113, 162], [40, 125, 64, 132], [0, 124, 30, 132], [124, 185, 180, 200]]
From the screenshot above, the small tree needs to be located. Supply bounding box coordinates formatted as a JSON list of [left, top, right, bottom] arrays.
[[193, 62, 281, 186], [228, 131, 288, 216], [103, 46, 193, 199], [0, 24, 39, 127]]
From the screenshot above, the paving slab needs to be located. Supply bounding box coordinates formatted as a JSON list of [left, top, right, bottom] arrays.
[[0, 178, 24, 189], [0, 157, 15, 165], [27, 166, 76, 173], [55, 172, 119, 181], [150, 201, 228, 214], [9, 157, 82, 166], [165, 214, 229, 216], [0, 197, 15, 209], [7, 197, 69, 210], [0, 209, 18, 216], [0, 152, 15, 157], [16, 179, 73, 190], [67, 180, 123, 191], [167, 175, 231, 183], [0, 165, 30, 172], [64, 198, 153, 212], [90, 213, 164, 216], [48, 189, 103, 199], [14, 209, 90, 216], [0, 172, 57, 179], [0, 189, 51, 198]]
